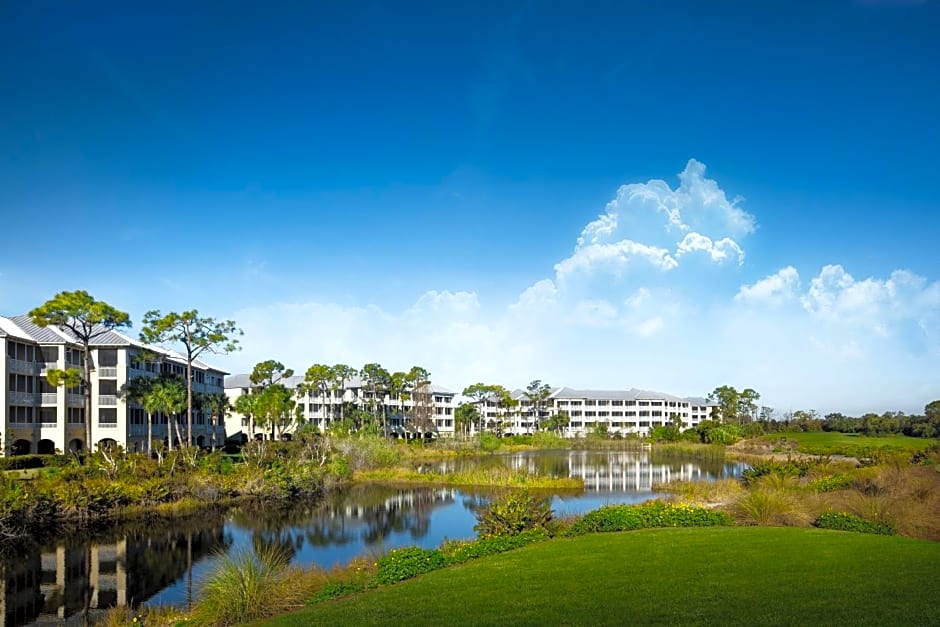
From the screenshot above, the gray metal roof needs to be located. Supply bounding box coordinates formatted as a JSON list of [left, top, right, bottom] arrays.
[[1, 314, 226, 374], [683, 396, 716, 406], [225, 373, 455, 395], [550, 387, 687, 402]]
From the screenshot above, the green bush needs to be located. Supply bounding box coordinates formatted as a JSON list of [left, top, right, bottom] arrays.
[[807, 473, 855, 493], [477, 433, 502, 452], [0, 455, 47, 471], [442, 528, 549, 565], [814, 511, 896, 536], [741, 459, 814, 486], [568, 501, 733, 535], [474, 490, 553, 539], [375, 547, 447, 584]]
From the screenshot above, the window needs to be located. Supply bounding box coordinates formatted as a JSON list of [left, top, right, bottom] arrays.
[[99, 408, 117, 425], [97, 349, 118, 367], [68, 408, 85, 424], [10, 406, 34, 423], [40, 407, 57, 424], [41, 347, 58, 363], [99, 380, 118, 396]]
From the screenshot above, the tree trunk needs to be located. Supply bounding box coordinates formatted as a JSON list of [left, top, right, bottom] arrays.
[[83, 343, 92, 455], [147, 411, 153, 455], [185, 359, 193, 446]]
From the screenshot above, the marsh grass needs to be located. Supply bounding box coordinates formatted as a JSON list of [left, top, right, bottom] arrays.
[[732, 489, 810, 527], [654, 478, 744, 506], [355, 465, 583, 489], [191, 544, 300, 626]]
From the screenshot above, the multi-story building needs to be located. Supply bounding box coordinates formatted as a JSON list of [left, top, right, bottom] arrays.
[[478, 387, 718, 438], [224, 374, 458, 439], [1, 314, 226, 455]]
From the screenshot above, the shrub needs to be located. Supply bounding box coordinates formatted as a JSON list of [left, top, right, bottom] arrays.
[[441, 528, 549, 565], [808, 473, 855, 493], [193, 544, 297, 625], [476, 433, 502, 452], [569, 501, 732, 535], [375, 547, 447, 584], [814, 511, 896, 535], [741, 458, 813, 486], [733, 490, 805, 526], [474, 490, 553, 539]]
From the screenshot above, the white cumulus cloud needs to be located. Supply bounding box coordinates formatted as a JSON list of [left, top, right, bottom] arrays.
[[736, 266, 801, 303]]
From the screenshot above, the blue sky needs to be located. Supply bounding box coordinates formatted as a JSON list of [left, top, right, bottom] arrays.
[[1, 1, 938, 414]]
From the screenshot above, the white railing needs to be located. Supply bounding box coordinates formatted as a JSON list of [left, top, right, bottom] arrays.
[[97, 423, 117, 428], [97, 367, 118, 378], [41, 421, 58, 428], [10, 391, 39, 405], [98, 395, 118, 406], [67, 394, 84, 407], [41, 393, 58, 404]]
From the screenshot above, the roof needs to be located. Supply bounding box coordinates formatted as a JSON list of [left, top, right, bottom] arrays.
[[0, 314, 227, 374], [550, 387, 688, 402], [224, 373, 455, 395], [683, 396, 716, 406]]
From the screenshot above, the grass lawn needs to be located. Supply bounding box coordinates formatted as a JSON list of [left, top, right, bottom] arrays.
[[760, 431, 936, 456], [260, 527, 940, 626]]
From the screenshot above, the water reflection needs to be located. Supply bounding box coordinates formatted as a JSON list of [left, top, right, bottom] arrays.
[[2, 518, 228, 626], [2, 449, 746, 624]]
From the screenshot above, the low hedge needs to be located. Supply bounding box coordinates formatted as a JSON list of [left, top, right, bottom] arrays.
[[814, 511, 895, 536], [568, 501, 733, 535]]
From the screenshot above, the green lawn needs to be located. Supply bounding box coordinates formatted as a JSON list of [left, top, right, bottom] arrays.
[[261, 527, 940, 626], [761, 431, 936, 456]]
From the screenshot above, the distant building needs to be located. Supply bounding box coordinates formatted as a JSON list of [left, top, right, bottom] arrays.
[[0, 314, 226, 455], [477, 387, 719, 437], [224, 374, 458, 440]]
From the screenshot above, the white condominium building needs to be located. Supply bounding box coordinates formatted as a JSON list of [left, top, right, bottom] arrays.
[[224, 374, 458, 440], [480, 387, 718, 437], [1, 314, 226, 456]]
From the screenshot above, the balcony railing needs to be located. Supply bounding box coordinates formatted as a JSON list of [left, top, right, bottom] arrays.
[[8, 359, 41, 375], [10, 391, 39, 405], [41, 393, 58, 404], [97, 367, 118, 378], [97, 423, 117, 428], [98, 395, 118, 406], [41, 421, 58, 428], [67, 394, 84, 407]]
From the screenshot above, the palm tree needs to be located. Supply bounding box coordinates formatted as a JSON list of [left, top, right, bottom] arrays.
[[200, 392, 230, 450], [234, 392, 259, 442], [152, 376, 187, 450]]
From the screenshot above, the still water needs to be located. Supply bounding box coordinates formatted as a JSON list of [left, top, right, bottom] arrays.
[[3, 449, 745, 626]]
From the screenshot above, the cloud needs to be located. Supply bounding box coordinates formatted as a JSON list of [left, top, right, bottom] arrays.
[[736, 266, 801, 304], [676, 233, 745, 265], [217, 161, 939, 415], [559, 159, 753, 283]]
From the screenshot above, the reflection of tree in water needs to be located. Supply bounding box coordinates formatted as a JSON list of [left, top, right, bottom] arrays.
[[229, 486, 456, 550]]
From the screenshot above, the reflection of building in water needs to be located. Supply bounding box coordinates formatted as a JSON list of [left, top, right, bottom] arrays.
[[568, 456, 705, 492], [335, 488, 456, 520], [503, 451, 706, 492], [1, 527, 225, 627]]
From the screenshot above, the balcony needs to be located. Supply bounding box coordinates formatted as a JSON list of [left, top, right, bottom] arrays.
[[67, 394, 84, 407], [98, 395, 118, 406], [41, 393, 58, 404], [7, 359, 41, 375], [97, 367, 118, 378], [41, 420, 58, 429], [10, 391, 39, 405], [97, 423, 117, 429]]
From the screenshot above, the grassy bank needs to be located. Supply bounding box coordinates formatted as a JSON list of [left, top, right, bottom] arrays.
[[750, 431, 936, 458], [260, 527, 940, 626]]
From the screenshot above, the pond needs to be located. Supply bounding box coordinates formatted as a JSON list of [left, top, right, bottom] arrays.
[[2, 449, 745, 626]]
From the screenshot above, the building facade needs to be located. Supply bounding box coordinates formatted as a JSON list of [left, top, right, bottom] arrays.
[[224, 374, 458, 439], [480, 387, 718, 438], [1, 315, 226, 455]]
